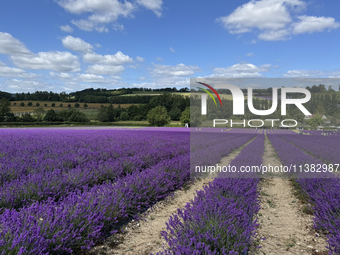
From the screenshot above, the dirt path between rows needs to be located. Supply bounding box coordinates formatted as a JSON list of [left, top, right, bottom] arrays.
[[255, 135, 328, 255], [87, 138, 255, 255]]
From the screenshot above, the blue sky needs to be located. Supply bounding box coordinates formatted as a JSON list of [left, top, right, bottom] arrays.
[[0, 0, 340, 93]]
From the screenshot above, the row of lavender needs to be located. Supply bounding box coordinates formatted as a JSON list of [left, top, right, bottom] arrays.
[[0, 129, 255, 254], [0, 129, 190, 210], [157, 135, 264, 254], [268, 134, 340, 254]]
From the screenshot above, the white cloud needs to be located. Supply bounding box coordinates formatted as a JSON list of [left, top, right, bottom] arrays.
[[0, 62, 37, 78], [83, 51, 133, 65], [156, 57, 162, 61], [62, 36, 93, 52], [50, 71, 122, 83], [136, 56, 145, 62], [0, 32, 81, 73], [95, 26, 109, 33], [3, 79, 52, 92], [292, 15, 340, 34], [0, 32, 31, 55], [57, 0, 135, 16], [112, 23, 124, 31], [136, 0, 163, 17], [60, 25, 74, 32], [71, 19, 109, 32], [57, 0, 163, 33], [170, 47, 175, 52], [283, 69, 340, 78], [152, 63, 201, 76], [95, 43, 102, 48], [258, 29, 291, 40], [217, 0, 339, 41], [217, 0, 304, 33], [284, 69, 325, 77], [77, 73, 108, 83], [49, 71, 74, 80], [246, 52, 254, 56], [10, 51, 81, 72], [210, 63, 271, 78], [58, 0, 135, 32], [61, 82, 92, 92], [86, 64, 125, 75]]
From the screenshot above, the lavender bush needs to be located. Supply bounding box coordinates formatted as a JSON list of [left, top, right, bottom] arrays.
[[157, 135, 264, 255], [268, 134, 340, 254]]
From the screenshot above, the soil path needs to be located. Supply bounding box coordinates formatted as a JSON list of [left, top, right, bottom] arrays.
[[88, 138, 255, 255], [255, 135, 328, 255]]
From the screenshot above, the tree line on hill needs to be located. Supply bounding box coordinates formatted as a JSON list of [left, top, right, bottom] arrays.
[[0, 92, 190, 126]]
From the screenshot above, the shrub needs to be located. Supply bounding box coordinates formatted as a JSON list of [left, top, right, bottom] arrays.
[[51, 103, 55, 107], [180, 107, 190, 126], [68, 111, 89, 122], [120, 112, 130, 121], [27, 102, 33, 106], [68, 104, 71, 108], [83, 103, 88, 108], [147, 106, 171, 127], [74, 103, 80, 108], [20, 113, 35, 122], [44, 104, 47, 107], [43, 109, 59, 122], [36, 103, 40, 107], [59, 103, 63, 107], [133, 115, 142, 121], [20, 102, 25, 107]]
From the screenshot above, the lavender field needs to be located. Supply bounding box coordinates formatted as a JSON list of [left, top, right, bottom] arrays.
[[0, 127, 339, 254]]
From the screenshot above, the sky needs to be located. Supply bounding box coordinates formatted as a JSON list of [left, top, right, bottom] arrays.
[[0, 0, 340, 93]]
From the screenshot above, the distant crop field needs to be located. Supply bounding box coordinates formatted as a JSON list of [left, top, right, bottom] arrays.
[[10, 101, 137, 113]]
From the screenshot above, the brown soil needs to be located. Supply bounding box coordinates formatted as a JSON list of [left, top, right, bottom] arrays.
[[87, 138, 255, 255], [254, 136, 328, 255]]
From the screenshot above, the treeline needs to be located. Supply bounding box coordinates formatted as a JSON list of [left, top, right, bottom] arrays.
[[97, 93, 190, 122], [78, 95, 154, 104]]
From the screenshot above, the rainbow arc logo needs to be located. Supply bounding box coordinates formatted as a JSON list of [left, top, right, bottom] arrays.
[[196, 82, 223, 106]]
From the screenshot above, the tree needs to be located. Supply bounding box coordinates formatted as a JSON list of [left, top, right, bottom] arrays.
[[68, 104, 71, 108], [147, 106, 171, 126], [28, 102, 33, 106], [74, 103, 80, 108], [189, 106, 203, 127], [97, 106, 109, 122], [33, 108, 45, 122], [20, 102, 25, 106], [0, 98, 11, 122], [43, 109, 59, 121], [308, 115, 322, 130], [169, 107, 182, 120], [44, 104, 47, 107], [83, 103, 88, 108], [180, 107, 190, 126], [51, 103, 55, 107], [36, 102, 40, 107], [316, 102, 325, 115], [20, 113, 35, 122], [68, 111, 89, 122], [59, 103, 63, 107], [120, 111, 130, 121]]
